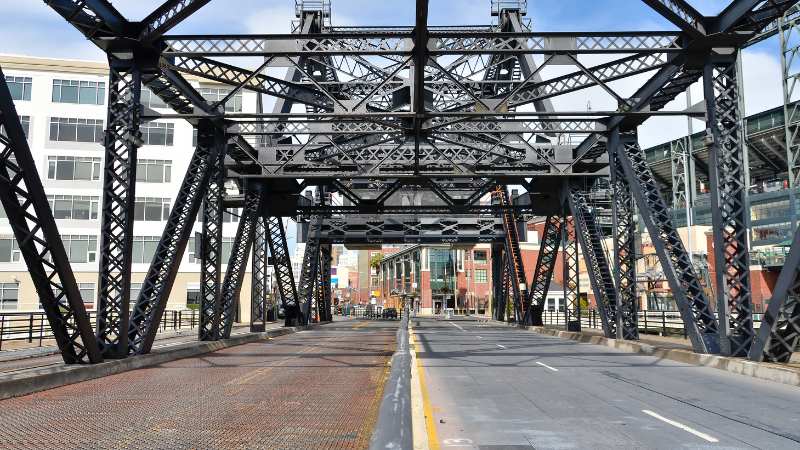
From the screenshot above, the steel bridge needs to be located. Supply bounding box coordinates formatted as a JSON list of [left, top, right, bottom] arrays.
[[0, 0, 799, 369]]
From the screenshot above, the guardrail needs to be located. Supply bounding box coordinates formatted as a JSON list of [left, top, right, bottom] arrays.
[[0, 310, 199, 351]]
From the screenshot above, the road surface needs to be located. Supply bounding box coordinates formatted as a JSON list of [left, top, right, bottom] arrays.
[[413, 317, 800, 449]]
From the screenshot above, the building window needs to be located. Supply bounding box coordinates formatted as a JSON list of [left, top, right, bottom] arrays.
[[0, 237, 21, 262], [475, 269, 488, 283], [141, 86, 167, 109], [132, 237, 160, 264], [135, 197, 171, 221], [473, 250, 488, 262], [130, 283, 142, 302], [198, 209, 241, 224], [198, 87, 243, 112], [49, 117, 104, 143], [186, 237, 234, 263], [79, 283, 95, 305], [47, 156, 102, 181], [52, 79, 105, 105], [47, 195, 100, 220], [0, 116, 29, 139], [187, 289, 201, 309], [61, 235, 98, 263], [19, 116, 30, 138], [0, 283, 19, 311], [6, 76, 32, 101], [141, 122, 174, 146], [137, 159, 172, 183]]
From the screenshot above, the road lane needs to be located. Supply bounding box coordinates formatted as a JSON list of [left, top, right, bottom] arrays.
[[412, 317, 800, 449]]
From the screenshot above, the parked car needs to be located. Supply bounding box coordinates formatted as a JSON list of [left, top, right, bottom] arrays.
[[382, 308, 398, 319]]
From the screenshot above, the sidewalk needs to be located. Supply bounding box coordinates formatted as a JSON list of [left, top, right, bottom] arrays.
[[0, 323, 256, 375]]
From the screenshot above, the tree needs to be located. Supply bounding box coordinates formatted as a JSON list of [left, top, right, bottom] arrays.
[[369, 253, 384, 270]]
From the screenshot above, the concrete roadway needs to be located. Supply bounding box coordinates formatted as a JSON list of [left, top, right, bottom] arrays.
[[413, 317, 800, 450]]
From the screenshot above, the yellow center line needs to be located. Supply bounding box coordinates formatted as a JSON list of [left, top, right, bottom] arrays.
[[410, 327, 440, 450]]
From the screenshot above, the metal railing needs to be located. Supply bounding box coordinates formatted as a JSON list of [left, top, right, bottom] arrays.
[[337, 305, 403, 320], [0, 309, 199, 351], [537, 309, 764, 338]]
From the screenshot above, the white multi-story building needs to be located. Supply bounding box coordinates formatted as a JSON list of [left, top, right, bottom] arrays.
[[0, 54, 261, 321]]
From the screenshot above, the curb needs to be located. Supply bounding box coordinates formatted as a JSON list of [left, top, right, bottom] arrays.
[[515, 324, 800, 388], [369, 315, 413, 450], [0, 325, 313, 400]]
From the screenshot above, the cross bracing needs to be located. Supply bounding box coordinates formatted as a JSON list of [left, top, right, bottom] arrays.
[[0, 0, 794, 364]]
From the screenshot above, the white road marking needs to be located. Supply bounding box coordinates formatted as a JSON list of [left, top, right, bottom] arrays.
[[642, 410, 719, 443], [496, 344, 506, 349], [536, 361, 559, 372], [448, 321, 466, 331]]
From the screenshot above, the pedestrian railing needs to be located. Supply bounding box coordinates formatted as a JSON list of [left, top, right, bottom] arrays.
[[336, 307, 403, 321], [0, 309, 199, 351], [538, 309, 764, 338]]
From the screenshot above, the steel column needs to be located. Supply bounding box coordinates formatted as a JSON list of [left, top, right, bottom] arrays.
[[319, 243, 333, 322], [704, 56, 755, 357], [297, 215, 323, 325], [250, 215, 268, 332], [526, 216, 563, 327], [128, 120, 218, 354], [266, 216, 301, 326], [219, 185, 262, 338], [610, 138, 639, 340], [568, 190, 617, 338], [491, 243, 506, 322], [198, 123, 226, 341], [780, 6, 800, 234], [563, 214, 581, 332], [95, 59, 142, 358], [0, 68, 102, 364], [614, 129, 719, 353]]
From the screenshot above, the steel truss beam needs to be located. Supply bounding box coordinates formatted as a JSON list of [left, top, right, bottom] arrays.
[[219, 186, 262, 338], [198, 124, 226, 342], [704, 55, 755, 357], [320, 216, 503, 244], [95, 59, 142, 358], [129, 120, 219, 354], [0, 68, 102, 364], [265, 217, 301, 326], [611, 145, 639, 340], [160, 32, 683, 57], [250, 216, 268, 332], [568, 189, 617, 338], [140, 0, 211, 42], [641, 0, 706, 37], [525, 216, 562, 327], [614, 129, 719, 353], [748, 223, 800, 362]]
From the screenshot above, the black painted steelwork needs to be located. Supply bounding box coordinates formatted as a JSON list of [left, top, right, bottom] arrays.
[[569, 190, 617, 338], [28, 0, 800, 364], [610, 139, 639, 341], [526, 216, 562, 327]]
